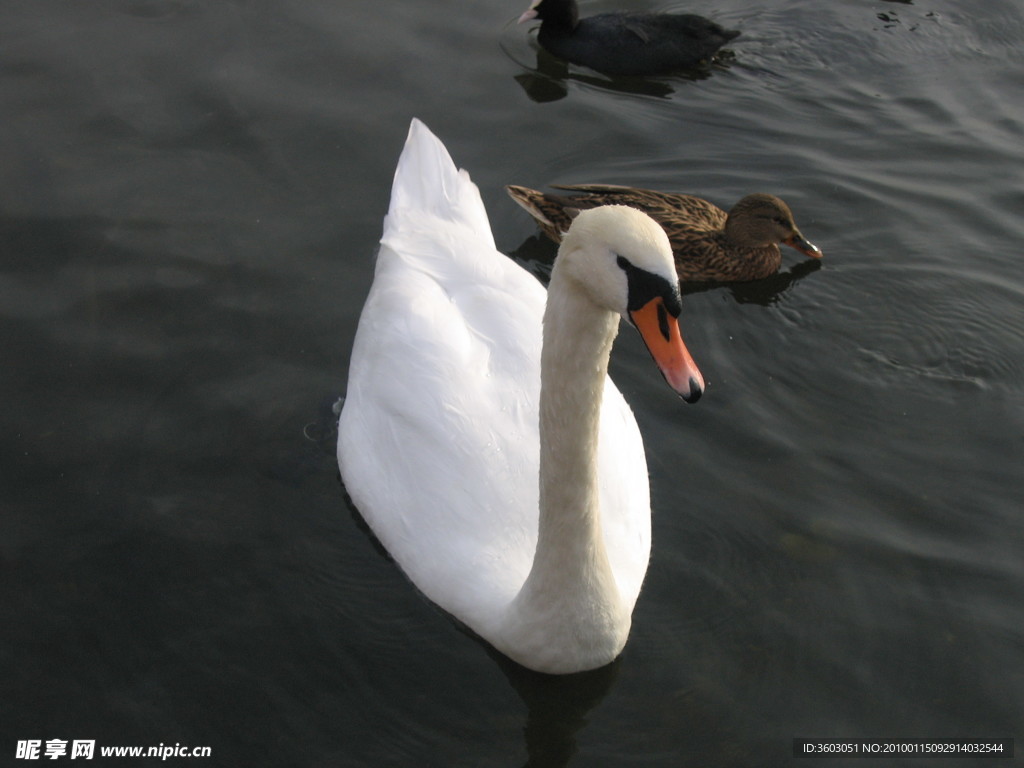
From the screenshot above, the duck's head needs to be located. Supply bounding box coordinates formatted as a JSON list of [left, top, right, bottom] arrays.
[[556, 205, 705, 403], [725, 193, 823, 258]]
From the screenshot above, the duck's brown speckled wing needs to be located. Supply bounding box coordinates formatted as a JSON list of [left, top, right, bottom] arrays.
[[672, 233, 780, 282], [505, 185, 580, 241], [552, 184, 725, 230], [507, 184, 781, 282]]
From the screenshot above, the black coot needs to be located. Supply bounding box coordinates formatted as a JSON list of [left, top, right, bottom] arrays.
[[519, 0, 739, 77]]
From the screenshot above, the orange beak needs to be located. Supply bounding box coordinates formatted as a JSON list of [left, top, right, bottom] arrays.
[[784, 232, 823, 259], [629, 297, 704, 403]]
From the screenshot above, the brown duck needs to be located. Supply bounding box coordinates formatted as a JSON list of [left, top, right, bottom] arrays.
[[506, 183, 823, 282]]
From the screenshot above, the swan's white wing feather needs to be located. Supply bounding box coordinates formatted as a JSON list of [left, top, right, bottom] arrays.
[[597, 385, 651, 609], [338, 118, 650, 636]]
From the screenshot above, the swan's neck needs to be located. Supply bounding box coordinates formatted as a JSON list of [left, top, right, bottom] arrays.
[[499, 274, 630, 673], [535, 285, 616, 586]]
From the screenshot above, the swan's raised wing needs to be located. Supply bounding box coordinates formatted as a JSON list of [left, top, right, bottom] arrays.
[[339, 120, 546, 626]]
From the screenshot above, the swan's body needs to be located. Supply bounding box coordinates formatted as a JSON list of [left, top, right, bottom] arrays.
[[338, 119, 703, 674]]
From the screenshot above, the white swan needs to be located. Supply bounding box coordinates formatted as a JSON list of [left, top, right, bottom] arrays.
[[338, 119, 704, 674]]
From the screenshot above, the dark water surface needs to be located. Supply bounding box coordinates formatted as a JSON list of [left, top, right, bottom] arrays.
[[2, 0, 1022, 766]]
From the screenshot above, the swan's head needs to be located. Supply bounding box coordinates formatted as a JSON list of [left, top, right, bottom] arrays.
[[557, 205, 705, 403]]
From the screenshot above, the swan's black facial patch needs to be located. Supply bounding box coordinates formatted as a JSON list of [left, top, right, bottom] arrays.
[[617, 255, 682, 317]]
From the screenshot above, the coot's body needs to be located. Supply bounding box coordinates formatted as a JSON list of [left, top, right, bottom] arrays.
[[521, 0, 739, 76]]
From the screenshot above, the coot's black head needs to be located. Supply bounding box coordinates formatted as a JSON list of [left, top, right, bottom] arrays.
[[519, 0, 579, 31]]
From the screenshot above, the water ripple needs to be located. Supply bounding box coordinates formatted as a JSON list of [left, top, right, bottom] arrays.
[[807, 265, 1024, 397]]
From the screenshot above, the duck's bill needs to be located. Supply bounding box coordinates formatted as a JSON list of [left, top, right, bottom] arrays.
[[628, 297, 705, 403], [785, 232, 823, 259]]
